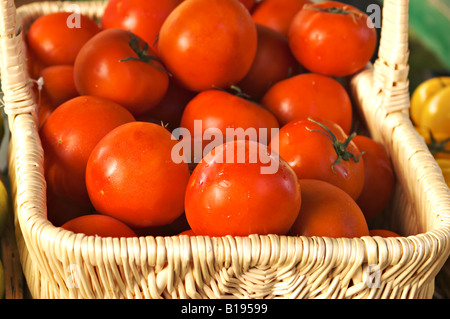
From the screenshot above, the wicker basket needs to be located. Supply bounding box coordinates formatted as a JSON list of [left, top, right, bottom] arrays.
[[1, 0, 450, 299]]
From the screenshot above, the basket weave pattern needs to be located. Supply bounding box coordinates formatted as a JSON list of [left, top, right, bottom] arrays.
[[1, 0, 450, 299]]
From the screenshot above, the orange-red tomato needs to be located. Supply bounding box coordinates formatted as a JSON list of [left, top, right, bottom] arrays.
[[369, 229, 400, 238], [158, 0, 257, 92], [237, 23, 300, 102], [62, 214, 137, 238], [270, 117, 365, 200], [261, 73, 353, 133], [288, 1, 377, 77], [101, 0, 183, 52], [252, 0, 312, 37], [352, 135, 396, 222], [291, 179, 369, 238], [178, 229, 197, 236], [185, 139, 302, 237], [85, 122, 191, 229], [27, 12, 101, 66], [39, 65, 79, 107], [40, 96, 136, 208]]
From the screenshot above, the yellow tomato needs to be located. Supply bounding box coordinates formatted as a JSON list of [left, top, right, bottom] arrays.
[[415, 126, 450, 160], [436, 158, 450, 189]]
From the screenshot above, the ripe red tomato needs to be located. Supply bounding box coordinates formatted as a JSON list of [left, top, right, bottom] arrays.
[[261, 73, 353, 134], [101, 0, 183, 52], [39, 65, 79, 107], [40, 96, 135, 208], [352, 135, 396, 221], [369, 229, 400, 238], [85, 122, 191, 229], [252, 0, 312, 37], [62, 214, 137, 238], [270, 117, 365, 200], [27, 12, 100, 66], [158, 0, 257, 92], [179, 89, 279, 163], [290, 179, 369, 238], [288, 1, 377, 77], [185, 140, 302, 237], [237, 23, 300, 102], [74, 28, 169, 116]]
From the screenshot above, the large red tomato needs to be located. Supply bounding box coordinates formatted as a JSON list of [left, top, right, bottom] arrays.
[[27, 12, 100, 66], [261, 73, 353, 133], [288, 1, 377, 77], [291, 179, 369, 238], [185, 139, 302, 237], [40, 96, 135, 208], [252, 0, 312, 37], [85, 122, 191, 229], [158, 0, 257, 92], [74, 28, 169, 116], [101, 0, 183, 51], [270, 117, 365, 200], [352, 135, 396, 222], [237, 23, 300, 102]]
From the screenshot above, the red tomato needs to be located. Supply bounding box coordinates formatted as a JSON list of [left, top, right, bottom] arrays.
[[27, 12, 100, 66], [252, 0, 312, 37], [178, 229, 196, 236], [270, 117, 365, 200], [40, 96, 135, 208], [39, 65, 79, 107], [369, 229, 400, 238], [62, 214, 137, 238], [85, 122, 191, 229], [179, 89, 279, 163], [238, 0, 257, 11], [288, 1, 377, 77], [261, 73, 353, 134], [237, 23, 300, 102], [136, 79, 196, 132], [352, 135, 396, 221], [290, 179, 369, 238], [185, 139, 302, 237], [158, 0, 257, 92], [101, 0, 183, 52], [74, 28, 169, 116]]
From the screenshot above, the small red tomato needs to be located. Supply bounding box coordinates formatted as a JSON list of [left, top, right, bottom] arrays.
[[237, 23, 300, 102], [74, 29, 169, 116], [352, 135, 396, 221], [86, 122, 191, 229], [185, 139, 302, 237], [158, 0, 257, 92], [270, 117, 365, 200], [62, 214, 137, 238], [252, 0, 312, 37], [40, 96, 135, 208], [101, 0, 183, 52], [261, 73, 353, 134], [288, 1, 377, 77], [291, 179, 369, 238], [369, 229, 400, 238], [27, 12, 101, 66], [39, 65, 79, 107]]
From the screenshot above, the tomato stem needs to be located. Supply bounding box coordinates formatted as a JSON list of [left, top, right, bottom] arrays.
[[306, 117, 363, 174], [425, 129, 450, 156]]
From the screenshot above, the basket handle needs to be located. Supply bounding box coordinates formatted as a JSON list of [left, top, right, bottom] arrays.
[[373, 0, 410, 114], [0, 0, 37, 116]]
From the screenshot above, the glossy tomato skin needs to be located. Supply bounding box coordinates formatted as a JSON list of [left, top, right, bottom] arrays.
[[270, 117, 365, 200], [185, 140, 302, 237], [101, 0, 183, 51], [290, 179, 369, 238], [27, 12, 101, 66], [288, 1, 377, 77], [252, 0, 312, 37], [40, 96, 135, 208], [352, 135, 395, 222], [85, 122, 191, 229], [39, 65, 79, 107], [237, 24, 300, 102], [261, 73, 353, 134], [74, 28, 169, 116], [158, 0, 257, 92], [62, 214, 137, 238]]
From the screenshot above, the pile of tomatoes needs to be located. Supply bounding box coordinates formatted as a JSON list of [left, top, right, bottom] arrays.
[[25, 0, 399, 239]]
